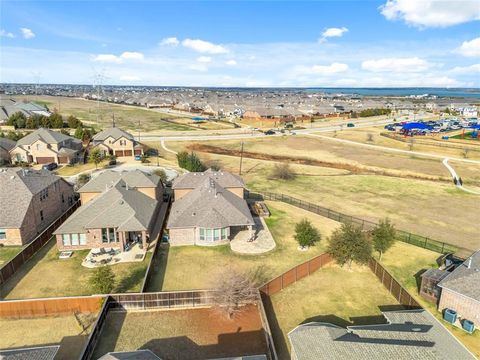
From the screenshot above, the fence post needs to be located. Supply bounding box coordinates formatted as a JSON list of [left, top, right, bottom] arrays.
[[424, 238, 428, 248], [441, 243, 445, 253]]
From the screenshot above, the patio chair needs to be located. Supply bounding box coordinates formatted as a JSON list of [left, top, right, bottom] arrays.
[[91, 248, 102, 257]]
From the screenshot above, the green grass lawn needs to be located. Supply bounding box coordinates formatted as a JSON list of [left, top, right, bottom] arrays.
[[0, 239, 151, 299], [265, 263, 401, 360], [380, 242, 480, 358], [147, 201, 340, 291], [0, 246, 22, 267]]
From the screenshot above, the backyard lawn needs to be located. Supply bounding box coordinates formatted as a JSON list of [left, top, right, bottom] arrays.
[[147, 201, 340, 291], [55, 160, 109, 176], [0, 313, 96, 359], [265, 263, 401, 360], [0, 246, 22, 266], [0, 239, 151, 299]]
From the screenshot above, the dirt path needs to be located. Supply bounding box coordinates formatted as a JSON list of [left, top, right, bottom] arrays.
[[442, 158, 480, 195]]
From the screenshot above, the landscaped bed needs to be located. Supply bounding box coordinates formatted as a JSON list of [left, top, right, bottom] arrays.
[[92, 305, 268, 359], [0, 313, 96, 360], [0, 239, 151, 299], [147, 201, 340, 291]]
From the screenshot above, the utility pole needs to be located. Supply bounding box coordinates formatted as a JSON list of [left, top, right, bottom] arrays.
[[239, 141, 244, 175]]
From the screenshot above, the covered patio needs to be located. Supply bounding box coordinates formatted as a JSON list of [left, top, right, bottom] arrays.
[[230, 217, 276, 254], [82, 243, 147, 268]]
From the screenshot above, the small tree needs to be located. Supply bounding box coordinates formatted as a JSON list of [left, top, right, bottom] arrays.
[[176, 151, 189, 169], [327, 222, 372, 269], [74, 126, 84, 140], [153, 169, 168, 185], [462, 148, 470, 159], [77, 173, 91, 188], [88, 148, 103, 169], [89, 266, 115, 294], [294, 219, 321, 248], [211, 269, 259, 319], [366, 133, 374, 142], [49, 112, 64, 128], [408, 138, 415, 151], [67, 115, 82, 129], [270, 163, 295, 180], [372, 218, 396, 260]]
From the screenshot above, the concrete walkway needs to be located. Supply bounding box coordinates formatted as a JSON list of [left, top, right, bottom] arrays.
[[230, 217, 276, 255], [442, 158, 480, 195]]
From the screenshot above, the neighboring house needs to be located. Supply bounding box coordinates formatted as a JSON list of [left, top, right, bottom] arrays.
[[9, 128, 82, 164], [54, 170, 162, 252], [0, 168, 75, 246], [91, 127, 144, 157], [167, 169, 255, 246], [0, 346, 59, 360], [288, 309, 476, 360], [0, 137, 16, 165], [0, 96, 52, 123], [437, 250, 480, 326]]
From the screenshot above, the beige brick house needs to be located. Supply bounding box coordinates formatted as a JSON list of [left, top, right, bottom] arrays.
[[167, 169, 254, 246], [0, 168, 75, 246], [9, 128, 82, 164], [438, 250, 480, 326], [91, 127, 144, 158], [54, 170, 163, 252]]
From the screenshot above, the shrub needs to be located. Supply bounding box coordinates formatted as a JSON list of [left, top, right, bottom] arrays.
[[372, 218, 396, 260], [294, 219, 321, 248], [327, 222, 372, 268], [270, 163, 295, 180], [176, 151, 206, 172]]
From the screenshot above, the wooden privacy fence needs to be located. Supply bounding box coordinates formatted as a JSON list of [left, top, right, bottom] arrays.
[[248, 191, 470, 257], [260, 253, 333, 296], [368, 257, 421, 309], [0, 201, 80, 286], [0, 295, 103, 319]]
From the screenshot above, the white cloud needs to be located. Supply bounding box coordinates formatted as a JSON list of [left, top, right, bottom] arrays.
[[119, 75, 141, 81], [120, 51, 144, 61], [0, 29, 15, 38], [322, 27, 349, 38], [20, 28, 35, 39], [310, 62, 349, 74], [182, 38, 228, 54], [456, 37, 480, 57], [160, 37, 179, 46], [448, 63, 480, 74], [380, 0, 480, 28], [361, 57, 430, 72], [197, 56, 212, 63], [225, 59, 237, 66]]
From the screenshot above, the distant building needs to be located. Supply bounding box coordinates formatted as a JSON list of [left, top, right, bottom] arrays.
[[9, 128, 82, 164], [0, 168, 74, 246], [92, 127, 144, 158], [0, 95, 51, 123]]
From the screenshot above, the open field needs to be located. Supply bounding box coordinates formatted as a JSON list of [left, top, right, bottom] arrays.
[[12, 95, 199, 132], [265, 263, 401, 359], [147, 201, 340, 291], [380, 242, 480, 357], [92, 305, 267, 359], [0, 313, 96, 359], [0, 239, 151, 299], [0, 246, 22, 266]]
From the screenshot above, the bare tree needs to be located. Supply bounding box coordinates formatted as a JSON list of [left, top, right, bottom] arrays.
[[270, 163, 295, 180], [408, 138, 415, 151], [462, 147, 470, 159], [211, 269, 260, 319], [366, 133, 374, 142]]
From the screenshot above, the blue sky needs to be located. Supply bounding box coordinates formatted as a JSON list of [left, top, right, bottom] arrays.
[[1, 0, 479, 87]]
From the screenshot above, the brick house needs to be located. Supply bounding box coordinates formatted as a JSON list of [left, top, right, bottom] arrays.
[[167, 169, 255, 246], [0, 168, 75, 246], [91, 127, 144, 158], [9, 128, 82, 165], [54, 170, 162, 252], [437, 250, 480, 326]]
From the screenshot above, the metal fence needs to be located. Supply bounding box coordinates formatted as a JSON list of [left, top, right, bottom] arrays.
[[0, 201, 80, 286], [260, 253, 333, 296], [248, 191, 470, 257], [368, 257, 422, 309], [380, 132, 480, 152]]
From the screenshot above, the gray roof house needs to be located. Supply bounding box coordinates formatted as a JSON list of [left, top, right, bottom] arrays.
[[0, 97, 51, 123], [91, 127, 144, 158], [437, 250, 480, 326], [167, 170, 254, 247], [0, 168, 74, 246], [54, 171, 162, 252], [0, 137, 16, 164], [288, 309, 476, 360], [0, 345, 60, 360]]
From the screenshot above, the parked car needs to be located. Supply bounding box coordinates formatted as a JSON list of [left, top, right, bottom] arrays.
[[134, 155, 142, 161], [42, 163, 58, 171], [264, 130, 275, 135], [347, 123, 355, 127]]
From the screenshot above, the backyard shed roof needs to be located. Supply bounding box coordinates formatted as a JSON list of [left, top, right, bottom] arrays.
[[172, 169, 244, 190]]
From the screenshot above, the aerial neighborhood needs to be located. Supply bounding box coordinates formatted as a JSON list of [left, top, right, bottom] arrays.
[[1, 1, 480, 359]]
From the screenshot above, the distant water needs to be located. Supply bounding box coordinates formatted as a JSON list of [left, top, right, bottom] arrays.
[[304, 88, 480, 98]]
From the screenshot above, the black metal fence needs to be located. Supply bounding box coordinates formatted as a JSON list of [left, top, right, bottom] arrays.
[[248, 191, 469, 256]]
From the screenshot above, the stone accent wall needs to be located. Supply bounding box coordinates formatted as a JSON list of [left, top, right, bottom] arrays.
[[438, 288, 480, 326]]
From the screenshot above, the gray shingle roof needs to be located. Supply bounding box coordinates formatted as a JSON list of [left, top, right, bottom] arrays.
[[0, 345, 59, 360], [78, 170, 161, 193], [172, 169, 244, 190], [167, 177, 254, 229], [16, 128, 81, 146], [288, 310, 475, 360], [0, 137, 16, 151], [92, 127, 134, 142], [98, 350, 161, 360], [0, 168, 71, 228], [54, 179, 158, 234], [438, 249, 480, 302]]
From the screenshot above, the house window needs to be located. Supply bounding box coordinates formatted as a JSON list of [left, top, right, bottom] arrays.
[[214, 228, 221, 241], [199, 228, 205, 241], [40, 188, 49, 201], [102, 228, 117, 243], [71, 233, 79, 246], [36, 144, 41, 150], [199, 227, 228, 241], [40, 210, 44, 221], [79, 233, 87, 245], [0, 229, 6, 240], [62, 234, 71, 246], [61, 193, 65, 203], [102, 228, 108, 243]]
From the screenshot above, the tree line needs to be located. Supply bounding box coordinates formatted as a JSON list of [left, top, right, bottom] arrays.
[[351, 108, 392, 118]]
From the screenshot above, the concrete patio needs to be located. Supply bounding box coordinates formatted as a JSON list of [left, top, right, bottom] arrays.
[[230, 216, 276, 255], [82, 244, 146, 268]]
